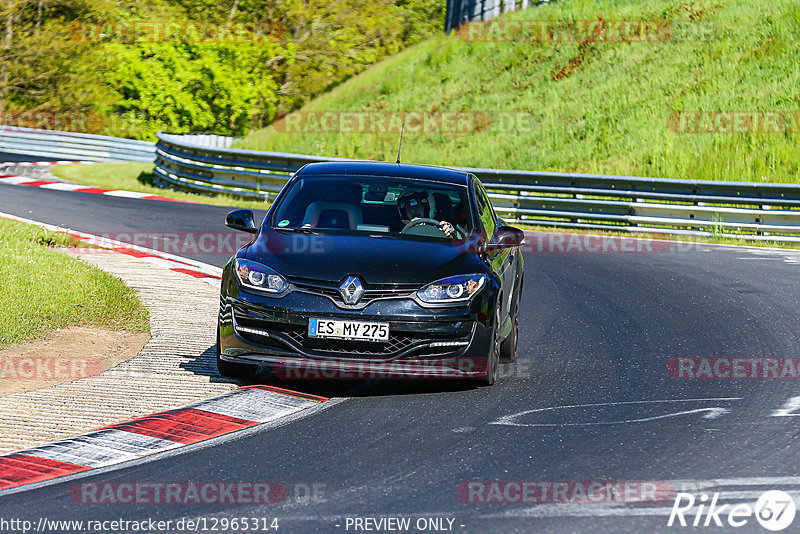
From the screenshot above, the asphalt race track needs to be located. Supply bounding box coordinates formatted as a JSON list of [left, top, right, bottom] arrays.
[[0, 152, 55, 163], [2, 183, 800, 533]]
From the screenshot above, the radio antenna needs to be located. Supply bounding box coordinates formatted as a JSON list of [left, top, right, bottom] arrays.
[[396, 119, 405, 164]]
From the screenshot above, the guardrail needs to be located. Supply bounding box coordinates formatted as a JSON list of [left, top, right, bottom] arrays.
[[154, 132, 347, 199], [166, 133, 235, 149], [155, 131, 800, 242], [0, 125, 155, 162], [445, 0, 556, 33]]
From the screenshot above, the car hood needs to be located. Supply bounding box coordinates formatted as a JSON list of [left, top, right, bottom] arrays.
[[246, 230, 485, 285]]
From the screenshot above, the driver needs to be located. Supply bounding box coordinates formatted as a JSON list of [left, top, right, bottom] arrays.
[[397, 191, 455, 237]]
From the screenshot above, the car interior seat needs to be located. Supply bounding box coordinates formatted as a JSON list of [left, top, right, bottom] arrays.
[[302, 202, 363, 229], [301, 183, 364, 229]]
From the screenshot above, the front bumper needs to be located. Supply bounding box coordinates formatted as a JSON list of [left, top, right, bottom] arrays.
[[218, 287, 494, 380]]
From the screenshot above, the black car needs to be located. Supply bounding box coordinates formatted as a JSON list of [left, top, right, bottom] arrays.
[[217, 161, 524, 385]]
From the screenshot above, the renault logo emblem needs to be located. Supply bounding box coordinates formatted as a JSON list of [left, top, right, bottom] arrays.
[[339, 275, 365, 305]]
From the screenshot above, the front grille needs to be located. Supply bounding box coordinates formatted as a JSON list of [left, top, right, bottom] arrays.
[[288, 277, 417, 308], [233, 307, 472, 359]]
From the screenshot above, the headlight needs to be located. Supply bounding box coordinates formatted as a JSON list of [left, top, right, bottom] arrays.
[[417, 274, 487, 304], [234, 259, 288, 294]]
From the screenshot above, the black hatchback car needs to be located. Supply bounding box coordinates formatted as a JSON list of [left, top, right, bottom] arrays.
[[217, 161, 524, 385]]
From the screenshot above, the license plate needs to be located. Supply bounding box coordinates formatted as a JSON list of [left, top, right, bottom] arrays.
[[308, 318, 389, 342]]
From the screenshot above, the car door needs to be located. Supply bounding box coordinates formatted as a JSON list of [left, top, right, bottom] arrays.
[[472, 178, 515, 324]]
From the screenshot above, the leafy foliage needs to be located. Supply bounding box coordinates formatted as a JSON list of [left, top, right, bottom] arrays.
[[0, 0, 442, 138], [0, 0, 112, 114], [96, 42, 282, 137]]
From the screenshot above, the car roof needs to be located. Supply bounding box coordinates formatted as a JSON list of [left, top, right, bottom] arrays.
[[293, 161, 472, 186]]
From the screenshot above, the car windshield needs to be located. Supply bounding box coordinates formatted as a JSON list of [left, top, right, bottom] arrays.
[[270, 175, 474, 240]]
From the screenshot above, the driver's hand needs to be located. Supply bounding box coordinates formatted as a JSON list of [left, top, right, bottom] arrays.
[[439, 221, 455, 237]]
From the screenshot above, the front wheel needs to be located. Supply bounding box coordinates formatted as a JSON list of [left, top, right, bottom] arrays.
[[216, 329, 256, 380], [478, 309, 501, 386], [499, 306, 519, 363], [500, 276, 523, 363]]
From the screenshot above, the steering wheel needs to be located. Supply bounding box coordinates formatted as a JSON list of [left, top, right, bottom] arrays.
[[401, 218, 448, 237]]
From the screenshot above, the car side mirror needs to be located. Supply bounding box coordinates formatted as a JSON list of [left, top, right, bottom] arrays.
[[489, 225, 525, 249], [225, 209, 258, 234]]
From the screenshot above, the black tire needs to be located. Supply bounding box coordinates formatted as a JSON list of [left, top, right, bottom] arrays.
[[479, 307, 501, 386], [499, 306, 519, 363], [216, 329, 256, 380], [500, 276, 523, 363]]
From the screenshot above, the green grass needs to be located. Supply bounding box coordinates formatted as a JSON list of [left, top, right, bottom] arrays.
[[51, 163, 271, 210], [237, 0, 800, 183], [0, 219, 150, 348]]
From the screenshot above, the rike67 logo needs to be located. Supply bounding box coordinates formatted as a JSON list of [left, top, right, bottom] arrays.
[[668, 490, 796, 531]]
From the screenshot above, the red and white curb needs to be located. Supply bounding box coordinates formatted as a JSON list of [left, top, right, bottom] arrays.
[[0, 211, 222, 285], [0, 385, 327, 492], [0, 160, 93, 166], [0, 161, 196, 204], [0, 174, 194, 203]]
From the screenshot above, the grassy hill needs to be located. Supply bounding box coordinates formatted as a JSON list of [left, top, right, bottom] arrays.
[[237, 0, 800, 183]]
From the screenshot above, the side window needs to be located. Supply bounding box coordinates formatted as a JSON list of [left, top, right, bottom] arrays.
[[472, 180, 496, 238]]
